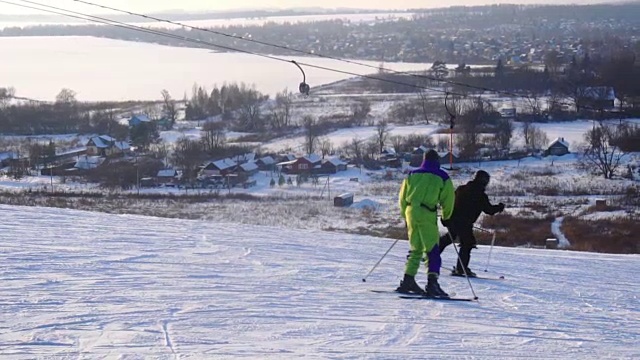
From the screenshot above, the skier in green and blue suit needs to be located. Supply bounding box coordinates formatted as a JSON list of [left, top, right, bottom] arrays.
[[397, 149, 455, 297]]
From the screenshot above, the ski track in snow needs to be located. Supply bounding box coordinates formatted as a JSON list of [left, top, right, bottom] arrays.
[[0, 204, 638, 359]]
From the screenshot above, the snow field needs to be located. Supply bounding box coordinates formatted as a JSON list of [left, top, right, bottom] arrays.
[[0, 205, 638, 358]]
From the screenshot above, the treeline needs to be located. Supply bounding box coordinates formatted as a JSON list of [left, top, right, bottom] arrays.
[[371, 50, 640, 118], [185, 82, 299, 133]]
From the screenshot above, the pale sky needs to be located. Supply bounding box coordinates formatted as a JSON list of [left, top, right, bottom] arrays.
[[0, 0, 617, 15]]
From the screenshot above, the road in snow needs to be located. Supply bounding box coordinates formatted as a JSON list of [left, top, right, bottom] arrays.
[[0, 204, 638, 359]]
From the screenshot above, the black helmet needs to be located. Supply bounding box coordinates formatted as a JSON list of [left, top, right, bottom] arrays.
[[474, 170, 491, 186]]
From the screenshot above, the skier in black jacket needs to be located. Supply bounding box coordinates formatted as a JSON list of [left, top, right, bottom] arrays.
[[439, 170, 505, 277]]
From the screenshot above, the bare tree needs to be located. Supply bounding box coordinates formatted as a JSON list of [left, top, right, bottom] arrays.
[[303, 115, 319, 155], [416, 92, 435, 124], [201, 121, 226, 152], [269, 89, 293, 130], [161, 89, 178, 129], [55, 88, 77, 105], [495, 118, 514, 150], [526, 125, 549, 151], [350, 99, 371, 126], [345, 137, 364, 164], [457, 98, 485, 157], [524, 93, 544, 121], [365, 139, 379, 159], [544, 49, 563, 75], [533, 127, 549, 151], [171, 137, 206, 184], [583, 123, 625, 179], [436, 136, 450, 152], [319, 137, 333, 159], [0, 87, 15, 108], [374, 120, 391, 154], [521, 120, 532, 149], [389, 135, 404, 153]]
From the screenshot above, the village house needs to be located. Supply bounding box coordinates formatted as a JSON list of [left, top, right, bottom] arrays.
[[546, 137, 570, 156], [577, 87, 616, 110], [380, 147, 397, 160], [256, 156, 276, 171], [277, 154, 297, 163], [128, 114, 152, 127], [234, 153, 256, 164], [439, 150, 461, 164], [86, 136, 129, 157], [156, 169, 178, 186], [238, 161, 259, 177], [278, 154, 322, 174], [320, 158, 348, 174], [200, 158, 238, 176]]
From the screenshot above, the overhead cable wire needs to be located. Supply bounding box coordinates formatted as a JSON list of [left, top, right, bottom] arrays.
[[5, 0, 459, 97], [67, 0, 568, 103], [5, 0, 619, 115], [66, 0, 619, 115]]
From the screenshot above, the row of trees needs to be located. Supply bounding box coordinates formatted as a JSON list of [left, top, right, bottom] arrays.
[[184, 82, 284, 132]]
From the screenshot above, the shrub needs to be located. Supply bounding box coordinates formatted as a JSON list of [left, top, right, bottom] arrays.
[[562, 217, 640, 254], [481, 213, 554, 247]]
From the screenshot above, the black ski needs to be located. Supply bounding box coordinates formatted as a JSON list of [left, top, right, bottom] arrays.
[[370, 289, 458, 297], [398, 295, 475, 302], [450, 273, 505, 281]]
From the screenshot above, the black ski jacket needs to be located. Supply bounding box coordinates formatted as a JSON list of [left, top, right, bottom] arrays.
[[450, 180, 503, 227]]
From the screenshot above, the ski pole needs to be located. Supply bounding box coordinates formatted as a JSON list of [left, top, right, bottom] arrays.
[[447, 232, 479, 300], [473, 225, 492, 233], [484, 231, 496, 272], [362, 238, 400, 283]]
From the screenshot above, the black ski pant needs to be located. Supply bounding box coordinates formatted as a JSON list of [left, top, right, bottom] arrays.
[[439, 225, 476, 272]]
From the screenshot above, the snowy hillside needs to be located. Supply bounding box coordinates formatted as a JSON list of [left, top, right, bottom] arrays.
[[0, 205, 638, 359]]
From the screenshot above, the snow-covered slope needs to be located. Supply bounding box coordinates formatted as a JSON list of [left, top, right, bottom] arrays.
[[0, 204, 638, 359]]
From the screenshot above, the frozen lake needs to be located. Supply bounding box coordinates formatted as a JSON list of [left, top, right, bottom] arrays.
[[0, 36, 431, 102]]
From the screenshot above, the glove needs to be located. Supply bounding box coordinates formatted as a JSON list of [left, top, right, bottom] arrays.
[[498, 203, 506, 212], [441, 218, 452, 228]]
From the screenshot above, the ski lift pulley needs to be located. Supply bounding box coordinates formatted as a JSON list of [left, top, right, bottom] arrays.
[[292, 60, 310, 96]]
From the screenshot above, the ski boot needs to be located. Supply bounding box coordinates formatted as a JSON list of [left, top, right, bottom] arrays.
[[396, 274, 424, 295], [425, 274, 449, 298], [452, 266, 477, 278]]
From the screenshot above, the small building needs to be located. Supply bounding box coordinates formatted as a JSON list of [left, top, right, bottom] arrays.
[[438, 150, 460, 164], [238, 161, 259, 176], [74, 155, 105, 170], [86, 136, 128, 157], [500, 107, 516, 119], [234, 153, 256, 164], [334, 193, 354, 207], [546, 137, 570, 156], [256, 156, 276, 171], [577, 87, 616, 110], [129, 114, 152, 127], [277, 154, 297, 163], [278, 154, 322, 175], [156, 169, 178, 185], [0, 151, 17, 168], [320, 158, 348, 174], [201, 158, 238, 176], [380, 147, 397, 159]]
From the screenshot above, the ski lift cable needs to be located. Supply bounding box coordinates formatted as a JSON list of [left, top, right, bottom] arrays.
[[6, 0, 619, 114], [7, 0, 458, 97], [68, 0, 589, 108]]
